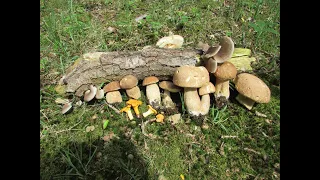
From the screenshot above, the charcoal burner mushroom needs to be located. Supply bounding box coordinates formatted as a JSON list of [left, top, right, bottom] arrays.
[[213, 36, 234, 63], [103, 81, 122, 104], [61, 102, 73, 114], [84, 85, 97, 102], [95, 88, 104, 100], [120, 75, 141, 99], [159, 81, 181, 110], [173, 65, 210, 116], [198, 82, 215, 115], [234, 73, 271, 110], [156, 34, 184, 49], [142, 76, 161, 109], [213, 61, 237, 100]]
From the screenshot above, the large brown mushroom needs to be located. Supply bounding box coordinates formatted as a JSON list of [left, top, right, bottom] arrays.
[[173, 65, 210, 116], [103, 81, 122, 104], [234, 73, 271, 110], [142, 76, 161, 109], [120, 75, 141, 100]]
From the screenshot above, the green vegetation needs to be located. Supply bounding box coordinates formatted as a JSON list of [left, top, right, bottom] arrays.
[[40, 0, 280, 179]]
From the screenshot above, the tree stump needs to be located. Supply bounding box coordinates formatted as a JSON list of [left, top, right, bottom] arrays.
[[60, 47, 200, 96]]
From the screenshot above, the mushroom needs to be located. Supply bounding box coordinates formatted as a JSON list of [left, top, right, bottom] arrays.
[[103, 81, 122, 104], [172, 65, 210, 116], [120, 75, 141, 100], [234, 73, 271, 110], [158, 81, 181, 110], [126, 99, 142, 118], [84, 85, 97, 102], [205, 58, 218, 73], [213, 36, 234, 63], [142, 76, 161, 109], [95, 88, 104, 99], [213, 61, 237, 100], [156, 34, 184, 49], [156, 114, 164, 123], [204, 45, 222, 59], [199, 82, 216, 115], [120, 105, 134, 120], [197, 41, 210, 53], [143, 105, 158, 118], [61, 102, 73, 114]]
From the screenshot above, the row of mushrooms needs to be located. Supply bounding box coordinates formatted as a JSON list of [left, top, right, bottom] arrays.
[[61, 35, 271, 119]]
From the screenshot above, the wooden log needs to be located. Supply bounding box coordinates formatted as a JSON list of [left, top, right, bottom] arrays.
[[61, 47, 200, 96]]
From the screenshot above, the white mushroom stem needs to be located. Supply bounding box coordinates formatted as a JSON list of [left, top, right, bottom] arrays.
[[95, 89, 104, 99], [162, 90, 175, 109], [235, 94, 255, 110], [184, 88, 201, 116], [214, 78, 230, 99], [200, 94, 211, 115], [146, 84, 161, 108], [127, 110, 134, 120]]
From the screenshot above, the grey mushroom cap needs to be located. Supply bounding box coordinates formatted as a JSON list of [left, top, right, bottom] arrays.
[[213, 36, 234, 63], [84, 85, 97, 102], [61, 102, 73, 114], [204, 45, 222, 59], [205, 58, 218, 73]]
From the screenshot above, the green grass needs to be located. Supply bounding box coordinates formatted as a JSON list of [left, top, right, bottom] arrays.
[[40, 0, 280, 179]]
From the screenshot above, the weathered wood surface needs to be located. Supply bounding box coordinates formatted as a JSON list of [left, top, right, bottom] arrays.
[[62, 47, 200, 96]]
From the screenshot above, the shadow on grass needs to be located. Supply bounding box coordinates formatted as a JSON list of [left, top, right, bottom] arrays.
[[40, 131, 149, 180]]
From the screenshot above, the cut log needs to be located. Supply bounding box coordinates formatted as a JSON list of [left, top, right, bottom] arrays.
[[61, 47, 200, 96]]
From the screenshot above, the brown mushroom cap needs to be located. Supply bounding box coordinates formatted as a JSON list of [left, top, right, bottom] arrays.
[[120, 75, 138, 89], [199, 82, 216, 96], [159, 81, 182, 92], [197, 41, 210, 52], [173, 65, 209, 88], [142, 76, 159, 86], [234, 73, 271, 103], [213, 36, 234, 63], [103, 81, 120, 93], [126, 86, 141, 99], [214, 61, 237, 81]]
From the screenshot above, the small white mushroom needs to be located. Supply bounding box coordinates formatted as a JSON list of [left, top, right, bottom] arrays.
[[61, 102, 73, 114], [95, 88, 104, 99], [84, 85, 97, 102]]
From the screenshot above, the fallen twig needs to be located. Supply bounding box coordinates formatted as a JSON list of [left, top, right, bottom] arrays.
[[244, 147, 261, 155], [105, 102, 120, 114], [221, 135, 238, 139]]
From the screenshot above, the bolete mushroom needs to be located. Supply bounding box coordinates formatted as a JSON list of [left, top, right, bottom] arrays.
[[159, 81, 181, 110], [199, 82, 215, 115], [234, 73, 271, 110], [142, 76, 161, 109], [213, 61, 237, 100], [84, 85, 97, 102], [120, 75, 141, 100], [126, 99, 142, 118], [213, 36, 234, 63], [120, 104, 134, 120], [173, 65, 210, 116], [103, 81, 122, 104], [156, 34, 184, 49]]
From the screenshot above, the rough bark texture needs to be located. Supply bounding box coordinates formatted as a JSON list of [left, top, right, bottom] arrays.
[[63, 47, 199, 96]]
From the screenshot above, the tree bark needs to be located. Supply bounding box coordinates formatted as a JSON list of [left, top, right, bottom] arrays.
[[62, 47, 199, 96]]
